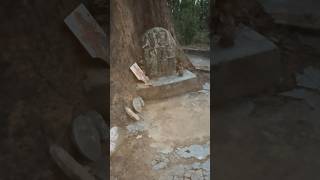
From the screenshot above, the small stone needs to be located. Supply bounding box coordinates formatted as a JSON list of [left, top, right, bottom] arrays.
[[132, 96, 144, 113], [125, 106, 140, 121], [136, 135, 142, 139]]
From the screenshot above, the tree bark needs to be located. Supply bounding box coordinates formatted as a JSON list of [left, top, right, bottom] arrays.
[[110, 0, 192, 125]]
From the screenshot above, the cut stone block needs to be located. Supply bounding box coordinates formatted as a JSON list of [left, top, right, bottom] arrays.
[[260, 0, 320, 29], [213, 26, 283, 103], [186, 53, 210, 72], [136, 70, 201, 100]]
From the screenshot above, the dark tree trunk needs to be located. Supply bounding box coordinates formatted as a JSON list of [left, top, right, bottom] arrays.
[[110, 0, 192, 125]]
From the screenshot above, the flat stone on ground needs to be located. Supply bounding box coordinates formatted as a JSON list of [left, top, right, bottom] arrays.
[[132, 96, 144, 113]]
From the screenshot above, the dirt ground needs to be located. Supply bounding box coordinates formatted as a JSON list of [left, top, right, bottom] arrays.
[[110, 70, 210, 180], [214, 93, 320, 179], [213, 16, 320, 180]]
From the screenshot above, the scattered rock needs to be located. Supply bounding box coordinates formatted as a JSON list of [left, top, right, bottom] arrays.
[[125, 106, 141, 121], [175, 144, 210, 160], [49, 145, 96, 180], [132, 96, 144, 113]]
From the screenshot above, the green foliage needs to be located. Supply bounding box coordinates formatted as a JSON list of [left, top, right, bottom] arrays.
[[168, 0, 209, 45]]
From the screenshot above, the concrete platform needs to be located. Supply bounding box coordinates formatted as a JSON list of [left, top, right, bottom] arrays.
[[136, 70, 201, 100], [213, 26, 283, 103], [260, 0, 320, 29], [186, 54, 210, 72]]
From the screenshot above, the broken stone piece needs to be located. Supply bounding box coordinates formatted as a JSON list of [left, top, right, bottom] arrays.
[[132, 96, 144, 113], [64, 4, 108, 63], [49, 145, 96, 180], [125, 106, 141, 121]]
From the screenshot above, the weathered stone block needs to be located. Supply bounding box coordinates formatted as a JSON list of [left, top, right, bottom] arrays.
[[136, 70, 201, 100], [213, 26, 283, 103]]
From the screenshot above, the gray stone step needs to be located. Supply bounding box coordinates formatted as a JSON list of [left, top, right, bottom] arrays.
[[186, 54, 210, 72], [260, 0, 320, 30], [136, 70, 201, 100], [213, 26, 283, 103]]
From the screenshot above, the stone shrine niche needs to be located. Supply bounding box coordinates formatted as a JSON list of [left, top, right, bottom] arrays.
[[142, 27, 177, 78]]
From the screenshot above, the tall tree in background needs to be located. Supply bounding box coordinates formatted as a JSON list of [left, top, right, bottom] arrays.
[[168, 0, 209, 45]]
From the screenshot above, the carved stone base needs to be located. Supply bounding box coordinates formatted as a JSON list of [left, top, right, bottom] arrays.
[[136, 70, 201, 100]]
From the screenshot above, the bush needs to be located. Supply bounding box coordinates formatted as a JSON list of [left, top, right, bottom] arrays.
[[169, 0, 209, 45]]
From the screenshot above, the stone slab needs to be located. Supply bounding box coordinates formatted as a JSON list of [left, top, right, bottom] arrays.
[[64, 4, 108, 63], [186, 54, 210, 72], [260, 0, 320, 29], [213, 26, 283, 103], [136, 70, 201, 100], [50, 145, 96, 180]]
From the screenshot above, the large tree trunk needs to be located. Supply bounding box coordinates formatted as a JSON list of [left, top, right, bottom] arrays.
[[110, 0, 192, 125]]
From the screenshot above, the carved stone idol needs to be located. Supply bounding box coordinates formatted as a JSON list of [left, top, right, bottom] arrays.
[[142, 27, 177, 78]]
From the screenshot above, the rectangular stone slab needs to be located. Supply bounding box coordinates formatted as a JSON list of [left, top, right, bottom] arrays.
[[136, 70, 201, 100], [260, 0, 320, 29], [213, 26, 283, 103], [64, 4, 108, 63]]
